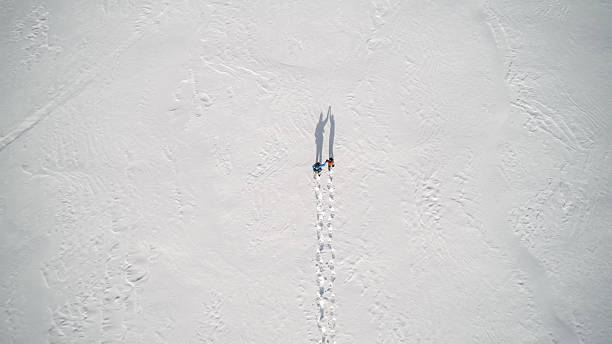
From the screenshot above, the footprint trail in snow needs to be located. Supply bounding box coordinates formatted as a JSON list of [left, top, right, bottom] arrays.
[[313, 170, 336, 344]]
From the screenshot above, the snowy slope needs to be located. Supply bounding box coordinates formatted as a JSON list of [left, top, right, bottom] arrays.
[[1, 1, 611, 343]]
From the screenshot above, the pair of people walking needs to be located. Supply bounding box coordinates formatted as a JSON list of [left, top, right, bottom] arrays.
[[312, 157, 334, 175]]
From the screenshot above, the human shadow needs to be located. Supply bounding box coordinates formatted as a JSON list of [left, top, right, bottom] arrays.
[[314, 108, 330, 162], [328, 107, 334, 159]]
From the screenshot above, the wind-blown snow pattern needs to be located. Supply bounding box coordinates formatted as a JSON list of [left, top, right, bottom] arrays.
[[313, 171, 336, 343]]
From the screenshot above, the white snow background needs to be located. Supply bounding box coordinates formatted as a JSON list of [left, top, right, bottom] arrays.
[[1, 1, 611, 343]]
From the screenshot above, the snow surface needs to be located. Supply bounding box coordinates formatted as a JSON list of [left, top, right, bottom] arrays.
[[1, 1, 612, 343]]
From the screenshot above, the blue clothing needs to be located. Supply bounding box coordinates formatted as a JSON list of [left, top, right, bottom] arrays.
[[312, 163, 324, 172]]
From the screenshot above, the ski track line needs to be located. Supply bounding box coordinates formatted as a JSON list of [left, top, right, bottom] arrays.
[[0, 6, 170, 153], [313, 170, 336, 344], [0, 74, 94, 153]]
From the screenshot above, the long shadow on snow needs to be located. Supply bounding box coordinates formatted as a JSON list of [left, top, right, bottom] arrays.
[[328, 107, 335, 159], [314, 107, 330, 163]]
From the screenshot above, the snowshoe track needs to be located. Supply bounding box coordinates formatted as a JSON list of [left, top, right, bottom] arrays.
[[313, 171, 336, 344]]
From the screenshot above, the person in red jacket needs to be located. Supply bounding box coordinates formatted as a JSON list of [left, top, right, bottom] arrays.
[[326, 157, 335, 171]]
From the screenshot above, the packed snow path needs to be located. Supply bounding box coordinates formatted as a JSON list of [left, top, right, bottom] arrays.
[[313, 171, 336, 344]]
